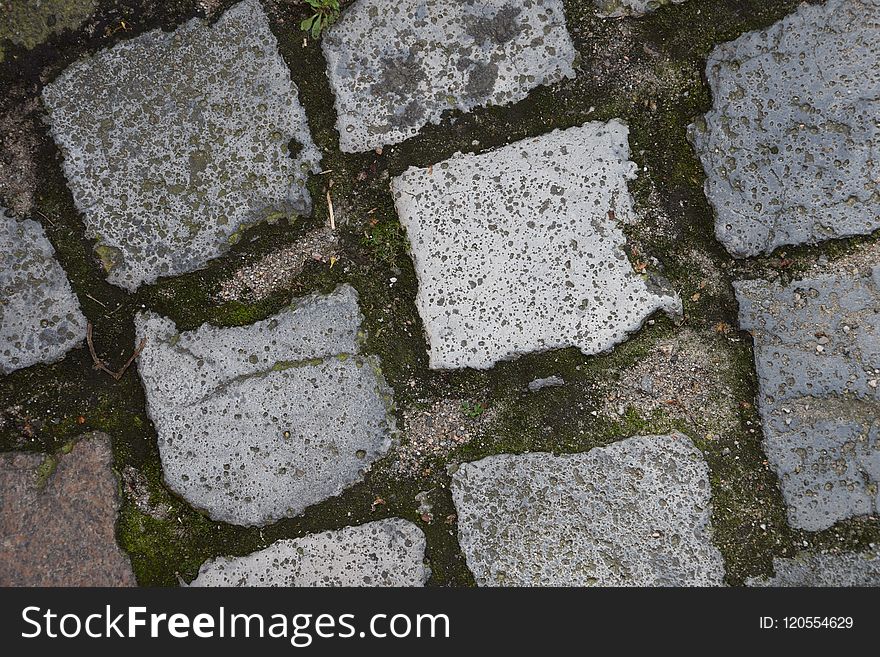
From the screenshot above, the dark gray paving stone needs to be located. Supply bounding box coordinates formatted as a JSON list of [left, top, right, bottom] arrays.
[[689, 0, 880, 257], [0, 207, 86, 375], [736, 269, 880, 531], [747, 550, 880, 586], [323, 0, 576, 152]]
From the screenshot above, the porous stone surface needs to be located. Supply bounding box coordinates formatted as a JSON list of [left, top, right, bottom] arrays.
[[191, 519, 428, 586], [736, 269, 880, 531], [392, 121, 681, 370], [322, 0, 576, 153], [135, 285, 396, 527], [748, 550, 880, 587], [689, 0, 880, 257], [41, 0, 321, 290], [0, 208, 86, 375], [451, 433, 725, 586], [0, 433, 136, 586], [593, 0, 686, 18]]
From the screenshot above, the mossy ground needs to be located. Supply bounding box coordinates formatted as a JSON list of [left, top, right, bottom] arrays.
[[1, 0, 877, 587]]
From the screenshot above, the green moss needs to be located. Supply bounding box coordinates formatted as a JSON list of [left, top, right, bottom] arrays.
[[35, 455, 58, 490]]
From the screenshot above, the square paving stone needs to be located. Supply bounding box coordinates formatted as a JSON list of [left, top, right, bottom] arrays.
[[322, 0, 576, 153], [135, 285, 396, 527], [451, 433, 725, 586], [392, 121, 680, 370], [191, 519, 428, 586], [736, 269, 880, 531], [41, 0, 321, 291], [1, 207, 86, 375], [689, 0, 880, 257], [0, 433, 135, 586]]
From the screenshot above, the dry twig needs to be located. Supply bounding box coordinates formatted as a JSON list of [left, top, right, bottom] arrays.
[[86, 322, 147, 381]]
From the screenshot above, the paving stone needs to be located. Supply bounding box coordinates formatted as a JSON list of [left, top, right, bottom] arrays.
[[392, 121, 681, 370], [689, 0, 880, 257], [747, 550, 880, 587], [451, 433, 725, 586], [0, 433, 136, 586], [0, 207, 86, 375], [322, 0, 576, 153], [41, 0, 321, 291], [593, 0, 687, 18], [191, 519, 428, 586], [135, 285, 396, 527], [736, 269, 880, 531]]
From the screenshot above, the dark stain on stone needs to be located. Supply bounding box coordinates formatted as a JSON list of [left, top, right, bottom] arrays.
[[465, 61, 499, 98], [389, 99, 427, 129], [464, 6, 524, 45], [371, 49, 426, 99]]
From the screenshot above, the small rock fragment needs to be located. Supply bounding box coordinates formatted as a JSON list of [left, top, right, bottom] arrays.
[[528, 376, 565, 392]]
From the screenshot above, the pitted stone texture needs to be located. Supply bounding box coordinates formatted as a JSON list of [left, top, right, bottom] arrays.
[[392, 121, 681, 370], [323, 0, 576, 153], [748, 550, 880, 587], [41, 0, 321, 291], [736, 270, 880, 531], [191, 520, 428, 586], [451, 433, 725, 586], [689, 0, 880, 258], [593, 0, 686, 18], [1, 208, 86, 375], [0, 433, 136, 586], [136, 285, 395, 527]]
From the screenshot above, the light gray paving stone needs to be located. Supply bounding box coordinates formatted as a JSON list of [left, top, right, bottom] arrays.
[[0, 207, 86, 375], [190, 519, 428, 586], [451, 433, 725, 586], [593, 0, 686, 18], [747, 549, 880, 587], [135, 285, 396, 527], [41, 0, 321, 291], [689, 0, 880, 258], [322, 0, 576, 153], [0, 433, 136, 586], [736, 269, 880, 531], [392, 121, 681, 370]]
